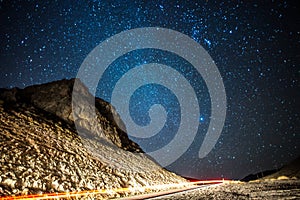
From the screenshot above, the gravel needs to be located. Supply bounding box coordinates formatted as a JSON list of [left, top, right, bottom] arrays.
[[151, 180, 300, 200]]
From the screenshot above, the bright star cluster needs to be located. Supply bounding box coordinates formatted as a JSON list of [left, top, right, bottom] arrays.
[[1, 0, 299, 179]]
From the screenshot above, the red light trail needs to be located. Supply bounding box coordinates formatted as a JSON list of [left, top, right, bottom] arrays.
[[0, 179, 232, 200]]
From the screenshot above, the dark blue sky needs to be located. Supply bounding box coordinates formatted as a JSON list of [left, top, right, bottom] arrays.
[[1, 0, 299, 179]]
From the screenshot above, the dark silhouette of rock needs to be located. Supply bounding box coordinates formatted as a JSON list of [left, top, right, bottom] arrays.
[[261, 156, 300, 180], [241, 169, 278, 182], [0, 79, 186, 197], [241, 156, 300, 182]]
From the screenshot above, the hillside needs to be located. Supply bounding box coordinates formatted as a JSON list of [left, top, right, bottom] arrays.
[[0, 79, 186, 198], [261, 156, 300, 181], [241, 156, 300, 182]]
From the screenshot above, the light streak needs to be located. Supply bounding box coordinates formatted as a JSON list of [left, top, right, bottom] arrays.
[[0, 179, 231, 200]]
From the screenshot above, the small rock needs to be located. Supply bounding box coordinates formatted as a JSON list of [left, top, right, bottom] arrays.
[[3, 178, 16, 189]]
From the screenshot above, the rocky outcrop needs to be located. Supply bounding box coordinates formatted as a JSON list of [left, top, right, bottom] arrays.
[[242, 156, 300, 182], [1, 79, 140, 152], [0, 79, 186, 197], [261, 156, 300, 181]]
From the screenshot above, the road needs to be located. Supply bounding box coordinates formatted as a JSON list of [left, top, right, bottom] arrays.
[[0, 180, 228, 200], [118, 181, 226, 200]]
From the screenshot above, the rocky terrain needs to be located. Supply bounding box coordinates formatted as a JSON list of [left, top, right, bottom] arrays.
[[152, 180, 300, 200], [261, 156, 300, 181], [242, 156, 300, 182], [153, 157, 300, 199], [1, 78, 299, 199], [0, 79, 186, 198]]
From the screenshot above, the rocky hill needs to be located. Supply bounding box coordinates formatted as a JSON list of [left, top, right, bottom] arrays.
[[242, 156, 300, 182], [0, 79, 186, 198], [261, 156, 300, 181]]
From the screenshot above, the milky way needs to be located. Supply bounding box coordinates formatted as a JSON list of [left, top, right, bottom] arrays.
[[1, 0, 299, 179]]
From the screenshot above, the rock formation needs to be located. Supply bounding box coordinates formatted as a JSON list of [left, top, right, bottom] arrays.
[[242, 156, 300, 182], [0, 79, 186, 197], [261, 156, 300, 181]]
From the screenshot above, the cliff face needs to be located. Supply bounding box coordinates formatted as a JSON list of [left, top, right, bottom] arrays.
[[0, 79, 186, 197], [1, 79, 140, 152]]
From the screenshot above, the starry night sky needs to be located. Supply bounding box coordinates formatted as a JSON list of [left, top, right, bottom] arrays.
[[1, 0, 299, 180]]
